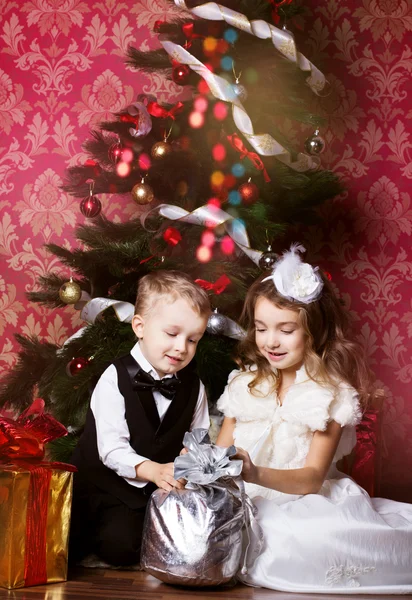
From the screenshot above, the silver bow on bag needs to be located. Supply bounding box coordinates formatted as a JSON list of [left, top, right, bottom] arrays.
[[140, 429, 259, 586]]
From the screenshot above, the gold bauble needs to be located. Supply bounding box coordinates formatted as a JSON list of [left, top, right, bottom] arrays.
[[131, 182, 154, 205], [59, 279, 82, 304], [151, 140, 172, 159]]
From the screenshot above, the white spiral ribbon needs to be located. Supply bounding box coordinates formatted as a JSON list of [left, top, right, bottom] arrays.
[[60, 294, 135, 350], [62, 284, 245, 348], [141, 202, 262, 266], [78, 294, 134, 324], [161, 39, 319, 172], [174, 0, 326, 95]]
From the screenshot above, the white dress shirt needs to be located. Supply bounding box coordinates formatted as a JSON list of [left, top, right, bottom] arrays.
[[90, 342, 209, 488]]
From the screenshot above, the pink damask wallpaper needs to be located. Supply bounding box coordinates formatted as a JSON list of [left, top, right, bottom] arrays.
[[0, 1, 411, 501]]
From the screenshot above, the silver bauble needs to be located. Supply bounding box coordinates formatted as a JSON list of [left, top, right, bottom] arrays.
[[207, 309, 226, 335], [304, 130, 326, 155], [259, 247, 278, 271], [232, 83, 248, 102]]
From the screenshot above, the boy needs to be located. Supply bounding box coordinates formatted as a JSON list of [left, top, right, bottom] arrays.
[[69, 271, 211, 566]]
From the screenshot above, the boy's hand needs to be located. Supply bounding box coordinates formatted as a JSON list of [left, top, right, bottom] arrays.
[[135, 460, 185, 491], [179, 447, 189, 455]]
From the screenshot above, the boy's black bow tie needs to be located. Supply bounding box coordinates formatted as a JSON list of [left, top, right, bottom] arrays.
[[133, 369, 181, 400]]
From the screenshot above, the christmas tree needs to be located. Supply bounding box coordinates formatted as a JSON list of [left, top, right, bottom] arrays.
[[0, 0, 342, 459]]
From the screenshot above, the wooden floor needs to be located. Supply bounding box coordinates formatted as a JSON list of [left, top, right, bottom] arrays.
[[2, 569, 411, 600]]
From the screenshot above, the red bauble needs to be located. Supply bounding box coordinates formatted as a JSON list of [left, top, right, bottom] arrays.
[[172, 64, 191, 85], [66, 357, 89, 377], [80, 195, 102, 218], [108, 141, 123, 164], [238, 181, 259, 204]]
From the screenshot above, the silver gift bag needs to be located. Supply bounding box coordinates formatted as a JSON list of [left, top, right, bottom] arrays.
[[140, 429, 256, 586]]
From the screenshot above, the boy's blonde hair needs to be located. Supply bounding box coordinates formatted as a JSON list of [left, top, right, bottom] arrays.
[[135, 270, 211, 317]]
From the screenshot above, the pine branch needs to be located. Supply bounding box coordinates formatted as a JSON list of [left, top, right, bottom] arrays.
[[0, 335, 58, 410], [196, 334, 237, 402], [125, 48, 172, 73], [26, 272, 87, 307], [37, 315, 136, 426], [75, 215, 145, 244], [47, 434, 79, 463]]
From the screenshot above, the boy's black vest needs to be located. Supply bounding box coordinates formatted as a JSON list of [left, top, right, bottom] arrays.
[[70, 353, 200, 509]]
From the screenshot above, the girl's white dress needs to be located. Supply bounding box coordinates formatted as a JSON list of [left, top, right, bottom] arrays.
[[217, 366, 412, 594]]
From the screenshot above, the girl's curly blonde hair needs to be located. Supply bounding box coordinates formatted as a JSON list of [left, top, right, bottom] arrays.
[[236, 272, 376, 408]]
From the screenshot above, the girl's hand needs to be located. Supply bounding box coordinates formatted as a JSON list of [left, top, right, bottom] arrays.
[[234, 447, 258, 484]]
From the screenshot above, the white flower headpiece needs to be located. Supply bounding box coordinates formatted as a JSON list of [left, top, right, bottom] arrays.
[[262, 243, 323, 304]]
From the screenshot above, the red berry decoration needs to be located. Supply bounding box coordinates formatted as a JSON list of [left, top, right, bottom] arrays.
[[238, 180, 259, 204], [172, 64, 191, 85], [80, 195, 102, 218], [66, 357, 89, 377]]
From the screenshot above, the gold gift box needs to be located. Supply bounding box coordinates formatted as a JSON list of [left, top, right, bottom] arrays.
[[0, 463, 73, 589]]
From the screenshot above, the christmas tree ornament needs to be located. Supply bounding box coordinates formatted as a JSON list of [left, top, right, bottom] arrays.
[[151, 124, 173, 159], [132, 178, 154, 205], [59, 278, 82, 305], [66, 356, 89, 377], [239, 178, 259, 204], [80, 195, 101, 218], [304, 129, 325, 155], [232, 82, 248, 102], [151, 140, 172, 159], [80, 183, 101, 218], [206, 308, 226, 335], [232, 64, 248, 102], [108, 138, 123, 163], [259, 245, 278, 271], [172, 64, 191, 85]]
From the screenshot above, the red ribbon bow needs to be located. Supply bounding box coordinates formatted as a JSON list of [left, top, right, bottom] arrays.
[[268, 0, 293, 25], [83, 159, 102, 179], [195, 274, 231, 295], [147, 101, 184, 120], [0, 398, 68, 461], [227, 133, 271, 182], [120, 113, 139, 126], [182, 23, 206, 49], [163, 227, 182, 246]]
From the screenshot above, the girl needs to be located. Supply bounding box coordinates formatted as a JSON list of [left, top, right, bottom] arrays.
[[216, 244, 412, 594]]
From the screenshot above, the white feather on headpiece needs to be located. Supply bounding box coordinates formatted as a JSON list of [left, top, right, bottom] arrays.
[[262, 243, 323, 304]]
